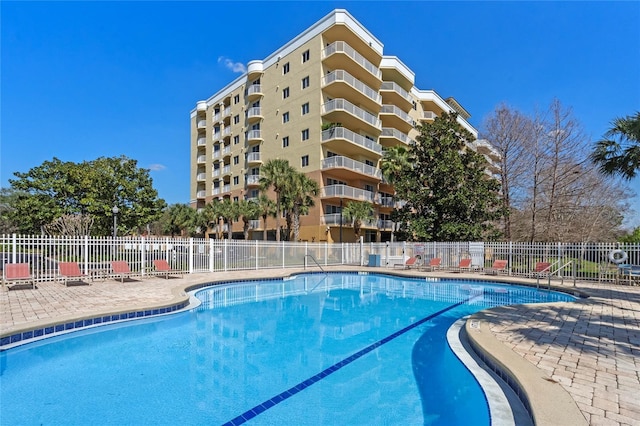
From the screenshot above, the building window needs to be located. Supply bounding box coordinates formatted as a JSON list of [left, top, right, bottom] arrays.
[[301, 128, 309, 141], [234, 94, 240, 104], [283, 87, 289, 99], [301, 155, 309, 167], [302, 76, 310, 89], [282, 136, 289, 148], [233, 135, 240, 144], [302, 50, 310, 63], [233, 176, 239, 185], [283, 112, 290, 123], [301, 102, 309, 115], [233, 115, 240, 124], [283, 62, 290, 74], [233, 156, 239, 165], [233, 196, 239, 202]]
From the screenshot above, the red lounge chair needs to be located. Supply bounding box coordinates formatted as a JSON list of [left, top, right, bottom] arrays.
[[152, 259, 182, 279], [533, 262, 551, 277], [58, 262, 90, 286], [421, 258, 442, 272], [451, 258, 472, 273], [110, 261, 135, 283], [3, 263, 35, 289], [394, 256, 421, 269], [485, 259, 508, 275]]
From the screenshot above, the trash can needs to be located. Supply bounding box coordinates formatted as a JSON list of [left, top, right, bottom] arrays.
[[368, 254, 381, 267]]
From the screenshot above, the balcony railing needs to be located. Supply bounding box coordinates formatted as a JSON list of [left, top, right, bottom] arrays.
[[322, 98, 381, 129], [321, 156, 381, 179], [322, 70, 381, 104], [321, 184, 375, 202], [213, 150, 221, 159], [422, 111, 437, 121], [197, 155, 207, 163], [213, 188, 220, 195], [223, 146, 231, 156], [197, 137, 206, 146], [213, 131, 221, 141], [321, 127, 383, 155], [380, 81, 411, 103], [213, 169, 220, 178], [245, 84, 262, 97], [380, 105, 416, 127], [196, 173, 207, 181], [247, 130, 262, 140], [223, 106, 231, 117], [222, 165, 231, 175], [247, 152, 261, 163], [249, 219, 261, 229], [322, 41, 381, 79], [196, 190, 206, 198], [380, 128, 411, 145], [246, 174, 261, 185], [223, 127, 231, 136], [213, 113, 221, 122], [246, 107, 262, 119], [197, 120, 206, 129], [223, 184, 230, 193]]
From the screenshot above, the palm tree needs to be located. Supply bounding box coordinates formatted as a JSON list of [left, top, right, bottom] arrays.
[[259, 159, 295, 241], [162, 203, 196, 237], [216, 198, 239, 240], [255, 194, 276, 241], [282, 171, 319, 242], [590, 112, 640, 180], [380, 145, 412, 187], [237, 199, 261, 240], [342, 201, 375, 242]]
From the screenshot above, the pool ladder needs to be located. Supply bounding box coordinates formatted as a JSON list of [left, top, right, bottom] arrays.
[[304, 254, 326, 274]]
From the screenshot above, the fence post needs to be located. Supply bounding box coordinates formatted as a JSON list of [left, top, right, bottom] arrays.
[[141, 236, 146, 277], [255, 240, 259, 270], [224, 239, 228, 271], [360, 236, 364, 266], [209, 239, 214, 272], [282, 241, 285, 269], [11, 233, 17, 263], [189, 238, 194, 274]]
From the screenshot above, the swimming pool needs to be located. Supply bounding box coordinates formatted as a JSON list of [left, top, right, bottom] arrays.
[[0, 273, 575, 425]]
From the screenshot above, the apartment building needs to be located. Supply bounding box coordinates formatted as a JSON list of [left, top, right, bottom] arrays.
[[190, 9, 500, 243]]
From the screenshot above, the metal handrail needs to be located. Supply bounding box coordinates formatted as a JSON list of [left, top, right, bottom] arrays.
[[304, 254, 326, 273], [544, 260, 576, 290], [535, 259, 562, 289]]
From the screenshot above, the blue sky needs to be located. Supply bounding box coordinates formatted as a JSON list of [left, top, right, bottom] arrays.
[[2, 1, 639, 227]]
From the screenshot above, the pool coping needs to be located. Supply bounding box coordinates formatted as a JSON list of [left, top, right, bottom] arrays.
[[1, 269, 591, 426]]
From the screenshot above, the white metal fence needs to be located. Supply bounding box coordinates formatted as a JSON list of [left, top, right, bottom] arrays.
[[1, 234, 638, 283]]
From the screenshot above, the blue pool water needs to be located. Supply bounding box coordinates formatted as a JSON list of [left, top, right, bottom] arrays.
[[0, 273, 575, 425]]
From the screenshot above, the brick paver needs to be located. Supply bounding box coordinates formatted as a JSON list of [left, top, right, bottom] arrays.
[[1, 268, 639, 425]]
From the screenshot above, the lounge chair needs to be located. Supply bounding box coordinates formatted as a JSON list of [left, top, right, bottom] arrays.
[[421, 258, 442, 272], [533, 262, 552, 278], [484, 259, 508, 275], [450, 258, 473, 273], [58, 262, 91, 286], [152, 259, 182, 279], [617, 265, 640, 286], [394, 256, 421, 269], [110, 261, 136, 283], [2, 263, 35, 289]]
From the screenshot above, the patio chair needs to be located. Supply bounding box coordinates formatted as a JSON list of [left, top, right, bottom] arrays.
[[58, 262, 91, 286], [421, 257, 442, 272], [152, 259, 182, 279], [110, 261, 137, 283], [617, 265, 640, 286], [450, 258, 473, 273], [533, 262, 552, 278], [394, 256, 421, 269], [484, 259, 508, 275], [2, 263, 36, 290]]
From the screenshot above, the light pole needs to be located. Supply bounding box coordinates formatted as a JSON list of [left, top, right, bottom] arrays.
[[112, 206, 119, 239]]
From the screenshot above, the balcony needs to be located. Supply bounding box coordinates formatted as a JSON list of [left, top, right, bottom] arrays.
[[197, 120, 206, 129], [197, 155, 207, 164], [196, 173, 207, 181], [474, 139, 501, 161], [247, 130, 263, 142], [322, 126, 382, 158], [213, 149, 221, 160], [321, 184, 375, 203], [213, 112, 221, 123], [380, 81, 412, 111], [379, 104, 416, 133], [321, 156, 381, 181], [222, 165, 231, 176], [212, 187, 221, 196], [196, 190, 206, 198], [420, 111, 437, 122], [249, 219, 261, 229], [197, 137, 206, 146], [213, 131, 222, 141], [223, 106, 231, 117], [246, 107, 263, 123], [222, 184, 231, 193], [212, 168, 220, 178], [377, 219, 395, 230], [379, 128, 411, 147], [322, 70, 381, 112], [245, 84, 263, 100], [321, 214, 377, 228], [246, 174, 261, 186], [322, 41, 382, 87], [247, 152, 262, 164], [247, 60, 264, 78], [322, 98, 381, 134], [222, 145, 232, 158]]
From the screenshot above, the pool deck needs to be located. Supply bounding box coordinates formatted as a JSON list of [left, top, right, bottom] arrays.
[[1, 266, 639, 425]]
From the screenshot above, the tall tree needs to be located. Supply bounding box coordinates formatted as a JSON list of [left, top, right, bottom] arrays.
[[590, 111, 640, 180], [282, 171, 319, 242], [255, 193, 276, 241], [380, 145, 412, 188], [237, 199, 261, 240], [342, 201, 374, 242], [259, 159, 295, 241], [159, 204, 197, 237], [481, 104, 534, 239], [8, 156, 165, 235], [389, 112, 503, 241], [215, 198, 240, 240]]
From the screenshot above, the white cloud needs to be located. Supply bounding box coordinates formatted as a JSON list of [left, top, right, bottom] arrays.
[[148, 163, 166, 171], [218, 56, 247, 73]]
